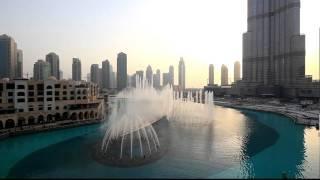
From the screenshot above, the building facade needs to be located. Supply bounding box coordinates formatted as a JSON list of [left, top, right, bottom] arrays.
[[209, 64, 214, 85], [240, 0, 314, 98], [117, 52, 127, 91], [90, 64, 99, 85], [33, 60, 50, 81], [16, 49, 23, 78], [0, 34, 18, 79], [178, 57, 185, 90], [72, 58, 81, 81], [221, 64, 228, 86], [102, 59, 110, 89], [234, 61, 241, 83], [0, 79, 102, 130], [146, 65, 153, 86], [169, 65, 174, 86], [153, 69, 161, 89], [46, 52, 60, 80]]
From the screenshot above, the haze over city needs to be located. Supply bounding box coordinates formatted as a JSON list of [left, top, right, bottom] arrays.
[[0, 0, 319, 88]]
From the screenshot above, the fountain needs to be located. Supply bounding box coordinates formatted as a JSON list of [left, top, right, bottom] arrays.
[[93, 74, 215, 167]]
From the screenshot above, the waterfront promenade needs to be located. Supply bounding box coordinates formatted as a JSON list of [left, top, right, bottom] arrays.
[[215, 98, 320, 127]]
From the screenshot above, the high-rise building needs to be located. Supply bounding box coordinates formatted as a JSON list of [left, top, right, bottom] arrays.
[[102, 59, 110, 89], [87, 73, 91, 82], [59, 70, 63, 80], [109, 64, 116, 89], [163, 73, 170, 87], [169, 65, 174, 86], [46, 52, 60, 80], [98, 68, 103, 88], [0, 34, 18, 79], [178, 57, 185, 90], [153, 69, 161, 89], [117, 52, 127, 91], [33, 60, 50, 80], [146, 65, 153, 85], [16, 49, 23, 78], [72, 58, 81, 81], [221, 64, 228, 86], [242, 0, 305, 86], [90, 64, 99, 84], [209, 64, 214, 85], [234, 61, 241, 83]]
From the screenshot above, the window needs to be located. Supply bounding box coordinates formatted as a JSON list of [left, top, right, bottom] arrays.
[[64, 106, 68, 110], [37, 84, 44, 90], [55, 91, 59, 96], [17, 85, 25, 89], [17, 98, 25, 103], [46, 91, 52, 95], [56, 106, 59, 110], [63, 85, 67, 89], [8, 99, 13, 103], [63, 97, 67, 100], [28, 98, 34, 102], [28, 92, 34, 96], [46, 85, 53, 89], [48, 107, 52, 110], [28, 85, 34, 90], [18, 109, 24, 112], [29, 108, 33, 111], [63, 91, 67, 95], [55, 97, 60, 101], [46, 98, 52, 101], [38, 106, 43, 111], [17, 92, 25, 96], [0, 99, 2, 103], [70, 96, 74, 100], [8, 92, 13, 96], [70, 91, 74, 95], [6, 83, 14, 89], [37, 97, 44, 101], [37, 91, 44, 96], [0, 84, 3, 91], [55, 84, 61, 88]]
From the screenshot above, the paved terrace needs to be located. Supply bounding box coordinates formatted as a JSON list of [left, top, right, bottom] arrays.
[[215, 98, 320, 127]]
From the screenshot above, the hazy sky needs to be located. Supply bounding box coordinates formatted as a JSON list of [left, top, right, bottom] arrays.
[[0, 0, 319, 88]]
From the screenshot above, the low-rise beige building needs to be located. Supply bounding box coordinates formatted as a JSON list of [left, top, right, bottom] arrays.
[[0, 77, 103, 130]]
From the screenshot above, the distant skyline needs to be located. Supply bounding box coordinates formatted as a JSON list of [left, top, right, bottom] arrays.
[[0, 0, 319, 87]]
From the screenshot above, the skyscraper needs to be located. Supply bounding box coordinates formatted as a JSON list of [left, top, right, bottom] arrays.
[[117, 52, 127, 91], [109, 64, 116, 89], [153, 69, 161, 89], [178, 57, 185, 90], [242, 0, 305, 86], [72, 58, 81, 81], [46, 52, 60, 79], [102, 59, 110, 89], [234, 61, 241, 83], [16, 49, 23, 78], [33, 60, 50, 80], [163, 73, 170, 87], [146, 65, 153, 85], [0, 34, 17, 79], [169, 65, 174, 86], [221, 64, 228, 86], [90, 64, 99, 84], [209, 64, 214, 85]]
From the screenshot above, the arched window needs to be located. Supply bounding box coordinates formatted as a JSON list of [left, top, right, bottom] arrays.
[[5, 119, 15, 129], [63, 112, 69, 120], [84, 112, 89, 119], [82, 89, 87, 95], [70, 113, 77, 120], [55, 113, 61, 121], [79, 112, 84, 120], [46, 85, 53, 89], [17, 117, 26, 127], [28, 116, 35, 125], [90, 111, 94, 118], [47, 114, 53, 122], [38, 115, 45, 124]]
